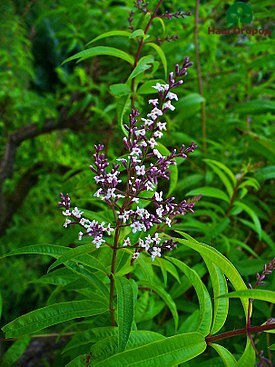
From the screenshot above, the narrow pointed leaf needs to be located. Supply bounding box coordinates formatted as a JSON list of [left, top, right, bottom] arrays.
[[211, 344, 238, 367], [94, 332, 206, 367], [219, 289, 275, 303], [238, 339, 256, 367], [1, 336, 31, 367], [115, 277, 134, 352], [2, 300, 108, 338], [87, 30, 131, 45], [63, 46, 134, 65], [146, 43, 167, 78], [128, 55, 154, 81], [186, 187, 230, 203]]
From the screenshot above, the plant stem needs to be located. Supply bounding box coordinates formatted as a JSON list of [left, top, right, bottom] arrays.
[[109, 224, 121, 326], [194, 0, 206, 153], [206, 323, 275, 344], [131, 0, 164, 108]]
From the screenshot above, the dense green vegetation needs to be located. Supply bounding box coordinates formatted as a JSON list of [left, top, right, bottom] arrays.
[[0, 0, 274, 366]]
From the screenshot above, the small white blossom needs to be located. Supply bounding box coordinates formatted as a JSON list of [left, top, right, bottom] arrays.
[[63, 218, 71, 228], [130, 147, 142, 156], [132, 197, 140, 204], [136, 206, 145, 217], [148, 138, 157, 149], [136, 165, 146, 176], [135, 129, 146, 137], [157, 122, 167, 131], [163, 100, 175, 111], [155, 191, 163, 202], [93, 236, 105, 248], [78, 231, 83, 241], [123, 237, 131, 247], [139, 141, 147, 148], [153, 233, 161, 245], [132, 251, 140, 260], [152, 83, 169, 92], [131, 156, 142, 164], [154, 131, 163, 139], [94, 175, 104, 183], [105, 188, 116, 200], [62, 209, 71, 216], [145, 181, 155, 191], [116, 158, 127, 164], [141, 118, 154, 126], [153, 149, 163, 159], [167, 91, 178, 101], [147, 107, 163, 120], [151, 246, 161, 261], [72, 207, 83, 218], [94, 189, 103, 197], [156, 206, 164, 217], [165, 217, 172, 227], [118, 210, 130, 223], [105, 223, 114, 235], [131, 221, 146, 234], [79, 218, 91, 228], [148, 99, 159, 105]]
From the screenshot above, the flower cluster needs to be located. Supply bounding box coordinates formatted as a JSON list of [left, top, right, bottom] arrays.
[[59, 59, 198, 262], [250, 258, 275, 289]]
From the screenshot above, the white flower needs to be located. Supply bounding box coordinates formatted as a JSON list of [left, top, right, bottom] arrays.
[[118, 210, 130, 223], [63, 218, 71, 228], [148, 138, 157, 149], [152, 83, 169, 92], [72, 207, 83, 218], [123, 237, 131, 247], [141, 118, 154, 126], [167, 91, 178, 101], [147, 107, 163, 120], [151, 246, 161, 261], [163, 100, 175, 111], [157, 122, 167, 131], [79, 218, 91, 228], [131, 156, 142, 164], [132, 251, 140, 260], [132, 197, 140, 204], [156, 206, 164, 217], [136, 206, 145, 217], [136, 165, 146, 176], [62, 209, 71, 216], [116, 158, 127, 164], [145, 181, 155, 191], [94, 189, 103, 197], [153, 149, 163, 159], [130, 147, 142, 156], [154, 131, 163, 139], [105, 223, 114, 235], [94, 175, 104, 183], [149, 99, 159, 105], [165, 217, 172, 227], [78, 231, 83, 241], [135, 129, 146, 137], [105, 188, 116, 200], [139, 141, 147, 148], [153, 233, 161, 245], [155, 191, 163, 202], [131, 221, 145, 233], [93, 236, 105, 248]]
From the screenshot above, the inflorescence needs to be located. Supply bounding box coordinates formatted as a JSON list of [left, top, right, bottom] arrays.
[[59, 58, 198, 262]]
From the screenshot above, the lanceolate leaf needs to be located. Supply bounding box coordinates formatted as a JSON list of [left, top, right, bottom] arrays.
[[238, 339, 256, 367], [169, 257, 212, 336], [138, 280, 178, 331], [1, 244, 69, 259], [63, 46, 134, 65], [186, 187, 230, 203], [86, 30, 131, 45], [2, 300, 108, 338], [146, 43, 167, 78], [233, 201, 262, 239], [115, 277, 134, 352], [127, 55, 154, 81], [93, 332, 206, 367], [174, 232, 249, 316], [211, 343, 238, 367], [1, 336, 31, 367], [204, 258, 229, 335], [220, 289, 275, 303]]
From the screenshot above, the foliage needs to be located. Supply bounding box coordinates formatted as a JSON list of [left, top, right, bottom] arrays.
[[0, 0, 274, 366]]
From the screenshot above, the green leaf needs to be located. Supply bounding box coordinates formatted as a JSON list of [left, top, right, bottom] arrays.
[[138, 280, 178, 331], [235, 100, 275, 114], [233, 201, 262, 239], [186, 187, 230, 203], [1, 244, 69, 259], [129, 29, 145, 39], [211, 344, 238, 367], [2, 300, 108, 338], [63, 46, 134, 65], [238, 340, 256, 367], [93, 332, 206, 367], [115, 277, 134, 352], [174, 232, 249, 316], [117, 94, 131, 136], [1, 336, 31, 367], [128, 55, 154, 81], [169, 258, 212, 336], [204, 159, 236, 197], [146, 43, 167, 78], [0, 290, 2, 320], [204, 259, 229, 334], [255, 166, 275, 182], [48, 244, 106, 273], [87, 30, 131, 45], [269, 343, 275, 351], [110, 83, 131, 97], [220, 289, 275, 303], [177, 93, 205, 119], [66, 354, 89, 367]]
